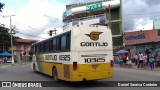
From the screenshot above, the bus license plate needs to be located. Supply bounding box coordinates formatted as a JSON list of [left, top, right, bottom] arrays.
[[92, 65, 98, 69]]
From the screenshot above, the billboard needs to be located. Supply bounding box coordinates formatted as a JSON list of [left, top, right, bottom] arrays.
[[154, 19, 160, 30]]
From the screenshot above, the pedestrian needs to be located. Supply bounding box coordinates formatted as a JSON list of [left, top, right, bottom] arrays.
[[122, 54, 127, 68], [149, 52, 155, 70], [0, 58, 3, 63], [143, 53, 148, 69], [127, 55, 132, 68], [115, 56, 119, 64], [4, 57, 7, 63], [138, 52, 143, 68], [118, 55, 123, 67], [157, 57, 160, 67], [134, 54, 138, 65], [131, 54, 135, 63]]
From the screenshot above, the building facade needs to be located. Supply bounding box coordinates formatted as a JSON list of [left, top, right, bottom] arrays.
[[63, 0, 123, 47], [13, 39, 38, 62], [123, 29, 160, 54]]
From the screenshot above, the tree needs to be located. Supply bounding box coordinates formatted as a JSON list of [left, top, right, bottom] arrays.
[[0, 25, 21, 52], [0, 26, 10, 52], [0, 2, 21, 52], [0, 2, 4, 12]]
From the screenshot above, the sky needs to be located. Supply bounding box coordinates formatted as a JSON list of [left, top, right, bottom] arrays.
[[123, 0, 160, 32], [0, 0, 160, 40]]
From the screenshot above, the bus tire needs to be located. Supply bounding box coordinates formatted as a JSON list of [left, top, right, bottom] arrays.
[[52, 68, 59, 81]]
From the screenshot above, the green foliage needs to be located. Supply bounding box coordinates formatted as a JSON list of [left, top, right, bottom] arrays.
[[0, 26, 10, 52], [0, 1, 21, 52], [0, 2, 5, 12], [0, 26, 20, 52]]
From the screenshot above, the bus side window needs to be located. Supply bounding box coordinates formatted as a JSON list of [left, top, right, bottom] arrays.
[[31, 46, 34, 54], [49, 39, 53, 52], [40, 44, 42, 53], [46, 41, 49, 52], [61, 35, 67, 51], [38, 44, 40, 53], [43, 42, 47, 53], [57, 37, 61, 51], [53, 38, 57, 52], [35, 45, 37, 54], [66, 33, 71, 51]]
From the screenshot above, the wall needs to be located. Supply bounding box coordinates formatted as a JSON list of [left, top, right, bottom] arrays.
[[123, 29, 160, 45]]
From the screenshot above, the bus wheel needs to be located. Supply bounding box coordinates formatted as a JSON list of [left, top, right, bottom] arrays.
[[52, 68, 59, 81]]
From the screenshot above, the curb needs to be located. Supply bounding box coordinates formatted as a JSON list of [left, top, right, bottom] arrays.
[[114, 64, 160, 71]]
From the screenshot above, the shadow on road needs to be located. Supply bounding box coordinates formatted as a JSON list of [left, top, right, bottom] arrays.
[[32, 71, 110, 87]]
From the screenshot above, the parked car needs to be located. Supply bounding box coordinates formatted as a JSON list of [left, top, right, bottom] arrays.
[[7, 59, 12, 63]]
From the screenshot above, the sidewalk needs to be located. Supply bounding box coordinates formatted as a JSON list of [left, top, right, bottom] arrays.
[[0, 62, 30, 68], [114, 63, 160, 71]]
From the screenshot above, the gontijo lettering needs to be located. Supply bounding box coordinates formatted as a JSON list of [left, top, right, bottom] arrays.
[[81, 42, 108, 47]]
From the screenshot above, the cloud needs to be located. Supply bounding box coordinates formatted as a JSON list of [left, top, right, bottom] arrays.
[[16, 0, 21, 3], [1, 0, 160, 40], [123, 0, 160, 32], [0, 0, 66, 40], [69, 0, 98, 3]]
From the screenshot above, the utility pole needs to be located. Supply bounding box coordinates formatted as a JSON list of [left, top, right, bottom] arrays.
[[9, 15, 15, 64], [0, 15, 15, 64], [108, 4, 111, 29]]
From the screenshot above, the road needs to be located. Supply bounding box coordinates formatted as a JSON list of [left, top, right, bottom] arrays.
[[0, 63, 160, 90]]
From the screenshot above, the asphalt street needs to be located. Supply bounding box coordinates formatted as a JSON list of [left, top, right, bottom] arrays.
[[0, 63, 160, 90]]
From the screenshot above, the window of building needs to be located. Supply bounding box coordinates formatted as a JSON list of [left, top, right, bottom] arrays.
[[157, 30, 160, 36], [111, 22, 120, 35], [111, 8, 119, 20], [80, 17, 87, 20], [16, 45, 21, 50]]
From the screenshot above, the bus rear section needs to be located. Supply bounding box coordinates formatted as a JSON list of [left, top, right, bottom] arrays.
[[70, 25, 114, 81]]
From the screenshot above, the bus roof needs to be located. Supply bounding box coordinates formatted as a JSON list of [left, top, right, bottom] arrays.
[[31, 24, 107, 46], [31, 29, 71, 46]]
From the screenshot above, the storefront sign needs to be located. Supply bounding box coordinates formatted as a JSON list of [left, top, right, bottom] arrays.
[[125, 34, 145, 40]]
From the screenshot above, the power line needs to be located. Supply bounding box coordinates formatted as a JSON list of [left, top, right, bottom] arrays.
[[16, 32, 47, 39], [124, 11, 160, 15], [28, 26, 46, 34], [124, 25, 135, 30], [123, 18, 142, 21]]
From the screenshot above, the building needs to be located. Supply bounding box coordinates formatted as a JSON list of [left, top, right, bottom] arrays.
[[63, 0, 123, 47], [123, 29, 160, 54], [13, 39, 38, 62]]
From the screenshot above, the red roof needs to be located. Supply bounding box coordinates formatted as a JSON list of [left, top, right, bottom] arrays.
[[16, 39, 39, 43]]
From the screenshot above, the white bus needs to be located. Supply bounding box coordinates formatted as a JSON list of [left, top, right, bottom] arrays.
[[31, 25, 114, 81]]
